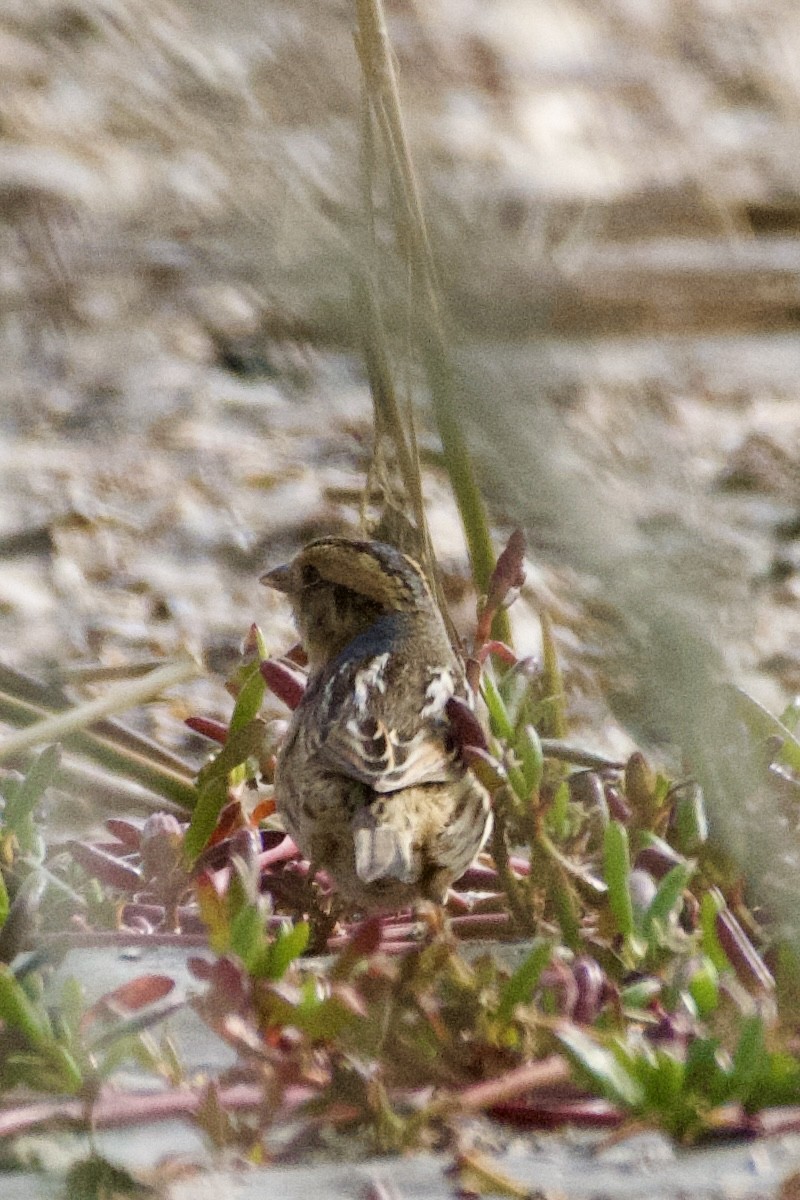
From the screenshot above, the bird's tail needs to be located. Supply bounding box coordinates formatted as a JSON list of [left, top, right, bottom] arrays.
[[352, 812, 417, 885]]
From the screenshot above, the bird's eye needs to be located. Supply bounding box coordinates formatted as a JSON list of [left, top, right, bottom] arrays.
[[301, 564, 321, 587]]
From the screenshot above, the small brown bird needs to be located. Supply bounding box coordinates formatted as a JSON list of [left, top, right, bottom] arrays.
[[261, 537, 492, 911]]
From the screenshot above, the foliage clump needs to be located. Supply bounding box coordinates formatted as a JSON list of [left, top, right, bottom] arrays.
[[2, 530, 799, 1161]]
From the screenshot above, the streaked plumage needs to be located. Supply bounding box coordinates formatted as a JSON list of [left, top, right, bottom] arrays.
[[261, 538, 492, 910]]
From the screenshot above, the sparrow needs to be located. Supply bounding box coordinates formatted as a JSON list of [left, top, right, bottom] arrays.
[[260, 537, 492, 911]]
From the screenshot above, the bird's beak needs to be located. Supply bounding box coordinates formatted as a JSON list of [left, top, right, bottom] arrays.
[[260, 563, 292, 593]]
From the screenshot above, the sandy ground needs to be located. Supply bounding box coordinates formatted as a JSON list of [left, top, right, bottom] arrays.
[[0, 8, 798, 760], [2, 1, 799, 762], [0, 4, 796, 739]]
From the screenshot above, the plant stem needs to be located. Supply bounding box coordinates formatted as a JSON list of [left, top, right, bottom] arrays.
[[355, 0, 512, 644]]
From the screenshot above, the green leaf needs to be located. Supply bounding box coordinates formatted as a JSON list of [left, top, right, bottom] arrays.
[[779, 696, 800, 731], [3, 744, 60, 831], [745, 1051, 800, 1110], [686, 956, 719, 1018], [262, 921, 311, 981], [184, 777, 228, 862], [684, 1036, 730, 1104], [549, 863, 581, 951], [2, 1043, 83, 1093], [186, 719, 269, 860], [294, 994, 361, 1040], [547, 779, 569, 840], [66, 1156, 143, 1198], [496, 940, 552, 1022], [653, 773, 671, 806], [195, 872, 230, 953], [252, 624, 269, 661], [0, 965, 53, 1048], [557, 1026, 645, 1108], [498, 664, 534, 725], [672, 785, 708, 854], [59, 976, 86, 1043], [731, 1015, 766, 1103], [230, 904, 266, 972], [229, 663, 266, 735], [482, 671, 515, 743], [620, 978, 661, 1010], [699, 890, 729, 972], [195, 720, 267, 790], [604, 821, 634, 938], [642, 861, 694, 940], [518, 724, 544, 793], [481, 670, 528, 797], [44, 1044, 83, 1092], [732, 687, 800, 772], [540, 610, 567, 738], [640, 1047, 685, 1110]]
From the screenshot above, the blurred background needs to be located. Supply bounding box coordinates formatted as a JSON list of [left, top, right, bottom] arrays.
[[1, 0, 799, 765]]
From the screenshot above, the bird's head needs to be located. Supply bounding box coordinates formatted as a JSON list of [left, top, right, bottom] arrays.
[[261, 537, 436, 670]]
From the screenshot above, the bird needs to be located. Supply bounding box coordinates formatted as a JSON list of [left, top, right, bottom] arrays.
[[260, 537, 492, 911]]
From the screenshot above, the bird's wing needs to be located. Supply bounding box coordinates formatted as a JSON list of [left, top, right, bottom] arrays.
[[314, 656, 459, 793]]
